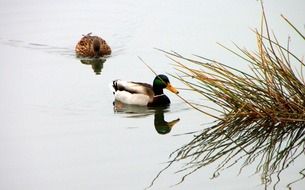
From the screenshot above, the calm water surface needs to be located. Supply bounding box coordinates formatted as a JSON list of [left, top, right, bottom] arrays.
[[0, 0, 304, 190]]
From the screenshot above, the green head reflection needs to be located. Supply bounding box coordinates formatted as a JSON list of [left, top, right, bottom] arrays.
[[154, 108, 180, 134]]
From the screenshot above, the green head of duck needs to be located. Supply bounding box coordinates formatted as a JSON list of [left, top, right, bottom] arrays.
[[153, 74, 179, 95]]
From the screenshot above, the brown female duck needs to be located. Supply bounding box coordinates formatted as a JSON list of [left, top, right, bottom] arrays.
[[75, 33, 111, 57]]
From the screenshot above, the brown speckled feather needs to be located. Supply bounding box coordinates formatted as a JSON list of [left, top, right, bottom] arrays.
[[75, 33, 111, 57]]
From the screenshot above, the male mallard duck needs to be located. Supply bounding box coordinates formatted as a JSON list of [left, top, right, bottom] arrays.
[[75, 33, 111, 57], [112, 74, 179, 107]]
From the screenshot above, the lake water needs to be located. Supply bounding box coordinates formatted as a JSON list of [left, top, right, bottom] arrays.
[[0, 0, 304, 190]]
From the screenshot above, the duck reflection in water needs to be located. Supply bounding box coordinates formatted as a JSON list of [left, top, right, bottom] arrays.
[[113, 102, 180, 135], [79, 58, 106, 75], [154, 108, 180, 134]]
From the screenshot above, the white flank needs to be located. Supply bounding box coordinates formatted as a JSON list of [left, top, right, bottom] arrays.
[[114, 91, 149, 106]]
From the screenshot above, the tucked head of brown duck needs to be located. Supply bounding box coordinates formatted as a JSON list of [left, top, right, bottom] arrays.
[[92, 39, 101, 57]]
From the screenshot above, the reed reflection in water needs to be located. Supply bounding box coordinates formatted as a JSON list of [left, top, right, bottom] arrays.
[[149, 120, 305, 189], [113, 101, 180, 135]]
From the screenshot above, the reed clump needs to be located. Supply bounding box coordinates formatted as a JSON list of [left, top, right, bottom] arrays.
[[149, 3, 305, 190]]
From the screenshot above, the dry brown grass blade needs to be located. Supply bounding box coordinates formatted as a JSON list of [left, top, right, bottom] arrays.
[[281, 14, 305, 40]]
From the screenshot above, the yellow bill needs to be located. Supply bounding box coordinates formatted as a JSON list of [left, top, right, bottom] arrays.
[[166, 83, 179, 94]]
